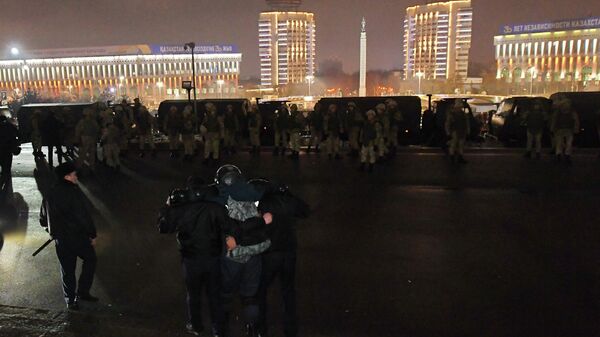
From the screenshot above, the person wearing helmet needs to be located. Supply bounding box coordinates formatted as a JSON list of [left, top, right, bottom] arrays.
[[164, 105, 184, 158], [181, 105, 197, 162], [359, 110, 379, 172], [308, 103, 323, 153], [346, 102, 363, 157], [523, 100, 547, 159], [75, 108, 100, 170], [135, 105, 156, 158], [288, 104, 304, 160], [31, 109, 44, 158], [550, 98, 579, 164], [210, 165, 273, 337], [223, 104, 240, 156], [201, 103, 224, 165], [445, 99, 470, 164], [324, 104, 342, 159], [247, 105, 262, 156], [375, 103, 389, 161], [273, 103, 290, 156], [387, 99, 403, 155]]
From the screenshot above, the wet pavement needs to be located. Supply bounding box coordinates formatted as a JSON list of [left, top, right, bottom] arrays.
[[1, 145, 600, 337]]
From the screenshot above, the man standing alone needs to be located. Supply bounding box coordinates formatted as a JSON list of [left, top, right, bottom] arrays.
[[47, 162, 98, 309]]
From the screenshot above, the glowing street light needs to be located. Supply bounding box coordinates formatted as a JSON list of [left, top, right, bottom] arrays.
[[415, 71, 424, 95], [305, 75, 314, 97], [216, 79, 225, 98], [10, 47, 19, 56], [156, 81, 164, 98], [528, 67, 538, 95]]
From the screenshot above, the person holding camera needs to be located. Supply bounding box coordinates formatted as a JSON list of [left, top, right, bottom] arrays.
[[0, 114, 20, 205]]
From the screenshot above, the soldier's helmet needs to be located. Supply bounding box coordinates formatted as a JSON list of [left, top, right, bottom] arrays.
[[366, 110, 376, 118], [215, 164, 243, 186], [375, 103, 386, 112]]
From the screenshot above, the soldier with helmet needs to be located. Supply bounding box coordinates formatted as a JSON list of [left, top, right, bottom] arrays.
[[223, 104, 240, 156], [445, 99, 470, 164], [308, 103, 323, 153], [374, 103, 389, 161], [359, 110, 379, 172], [75, 108, 100, 170], [324, 104, 342, 159], [31, 109, 44, 158], [164, 105, 184, 158], [387, 99, 403, 155], [346, 102, 364, 157], [288, 104, 304, 160], [273, 103, 290, 156], [550, 97, 579, 164], [247, 104, 262, 156], [201, 103, 224, 165], [181, 105, 197, 162], [135, 105, 156, 158]]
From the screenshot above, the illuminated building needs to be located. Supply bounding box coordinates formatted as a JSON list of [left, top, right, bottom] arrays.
[[403, 0, 473, 80], [494, 17, 600, 85], [259, 9, 316, 87], [0, 44, 242, 100]]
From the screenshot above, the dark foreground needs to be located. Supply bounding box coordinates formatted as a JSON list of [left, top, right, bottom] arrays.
[[1, 145, 600, 337]]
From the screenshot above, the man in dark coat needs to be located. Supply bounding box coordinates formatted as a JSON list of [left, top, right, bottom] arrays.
[[47, 162, 98, 309], [0, 115, 20, 204], [253, 179, 309, 337]]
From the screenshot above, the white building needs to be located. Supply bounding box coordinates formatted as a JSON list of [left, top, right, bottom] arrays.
[[494, 17, 600, 85], [259, 11, 316, 87], [403, 0, 472, 80], [0, 44, 242, 99]]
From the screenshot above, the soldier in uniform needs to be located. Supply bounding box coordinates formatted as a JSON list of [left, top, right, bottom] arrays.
[[523, 101, 547, 159], [359, 110, 379, 172], [31, 109, 44, 158], [181, 105, 197, 163], [75, 109, 100, 170], [101, 122, 121, 171], [113, 105, 131, 156], [223, 105, 240, 155], [201, 103, 224, 165], [324, 104, 342, 159], [41, 108, 65, 167], [164, 105, 184, 158], [273, 104, 290, 156], [387, 99, 403, 154], [374, 103, 389, 162], [551, 99, 579, 164], [136, 106, 156, 158], [247, 105, 262, 156], [445, 99, 470, 164], [288, 104, 304, 160], [308, 103, 323, 153], [346, 102, 363, 157]]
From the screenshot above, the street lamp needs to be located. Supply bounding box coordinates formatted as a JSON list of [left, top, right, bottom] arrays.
[[528, 67, 537, 95], [184, 42, 197, 118], [156, 81, 164, 99], [216, 79, 225, 98], [10, 47, 19, 56], [305, 75, 314, 97], [415, 71, 424, 95]]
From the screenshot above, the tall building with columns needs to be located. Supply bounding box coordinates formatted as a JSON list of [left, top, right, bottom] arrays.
[[494, 17, 600, 85], [0, 44, 242, 100], [403, 0, 473, 80], [259, 0, 316, 87]]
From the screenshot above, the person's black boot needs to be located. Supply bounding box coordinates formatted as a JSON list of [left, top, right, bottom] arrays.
[[66, 298, 79, 310]]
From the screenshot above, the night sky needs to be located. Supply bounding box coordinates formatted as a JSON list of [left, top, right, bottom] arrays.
[[1, 0, 599, 77]]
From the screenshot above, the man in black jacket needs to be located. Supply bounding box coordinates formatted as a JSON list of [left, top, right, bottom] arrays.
[[252, 179, 309, 337], [47, 162, 98, 310], [0, 115, 20, 205], [159, 177, 229, 336]]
